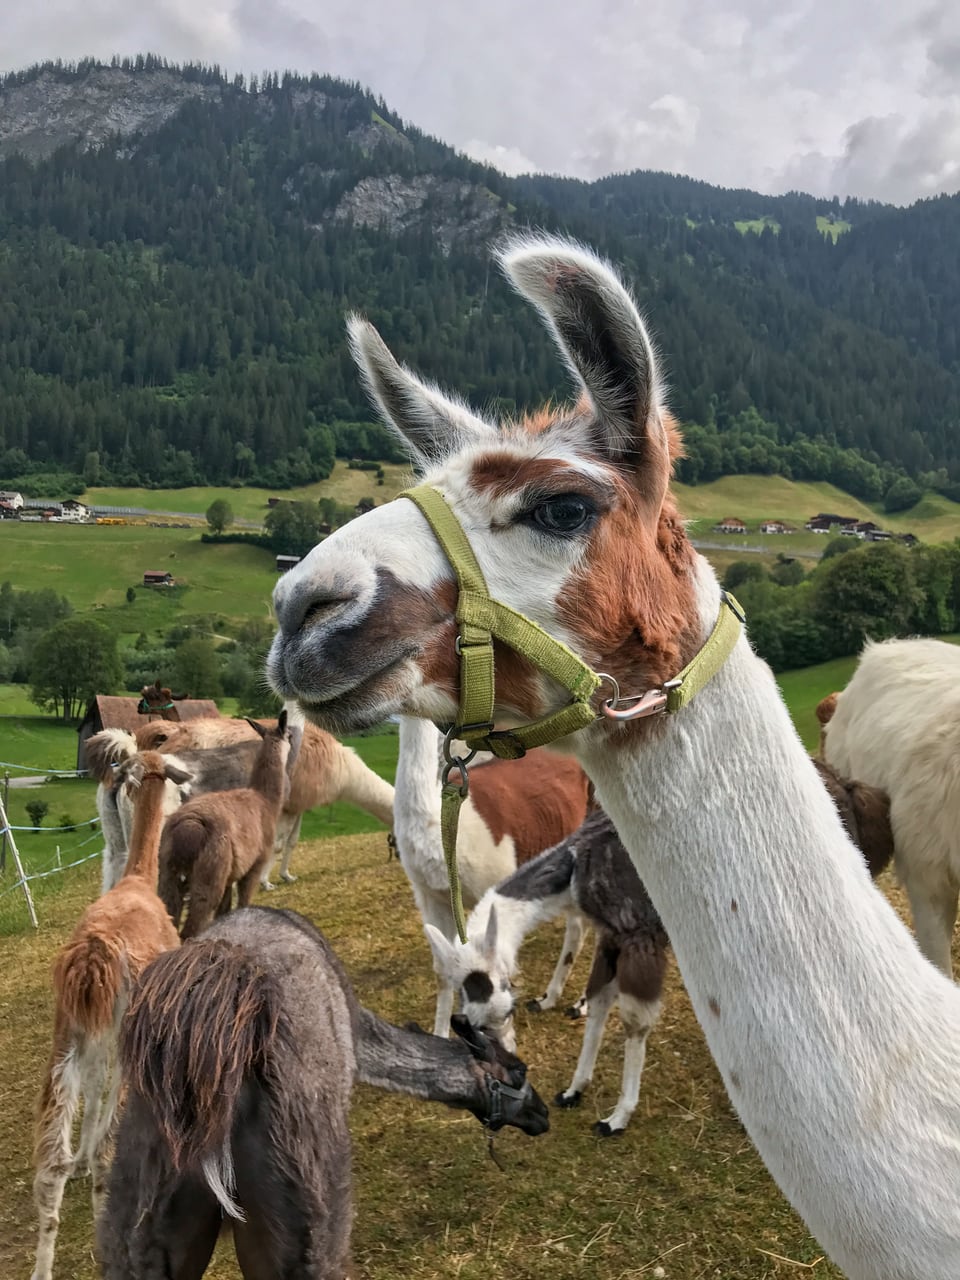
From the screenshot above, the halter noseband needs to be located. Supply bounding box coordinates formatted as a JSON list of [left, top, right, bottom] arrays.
[[398, 484, 744, 941], [484, 1076, 536, 1132]]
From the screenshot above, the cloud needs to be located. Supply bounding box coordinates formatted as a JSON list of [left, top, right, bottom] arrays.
[[2, 0, 958, 203]]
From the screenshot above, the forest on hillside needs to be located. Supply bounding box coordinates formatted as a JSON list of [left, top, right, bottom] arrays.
[[0, 58, 958, 501]]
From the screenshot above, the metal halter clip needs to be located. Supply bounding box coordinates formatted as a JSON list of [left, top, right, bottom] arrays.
[[597, 673, 682, 722]]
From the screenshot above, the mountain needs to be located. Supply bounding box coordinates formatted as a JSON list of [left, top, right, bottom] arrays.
[[0, 56, 958, 503]]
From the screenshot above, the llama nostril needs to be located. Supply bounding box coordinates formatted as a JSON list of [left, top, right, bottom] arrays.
[[300, 594, 355, 631]]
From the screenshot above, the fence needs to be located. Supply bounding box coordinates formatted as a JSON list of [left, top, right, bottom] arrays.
[[0, 762, 103, 930]]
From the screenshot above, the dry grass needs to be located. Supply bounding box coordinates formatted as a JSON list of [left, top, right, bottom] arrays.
[[2, 833, 946, 1280]]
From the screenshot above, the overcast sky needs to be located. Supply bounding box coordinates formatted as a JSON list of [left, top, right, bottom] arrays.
[[3, 0, 959, 204]]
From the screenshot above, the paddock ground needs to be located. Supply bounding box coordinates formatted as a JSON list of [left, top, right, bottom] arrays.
[[2, 831, 943, 1280]]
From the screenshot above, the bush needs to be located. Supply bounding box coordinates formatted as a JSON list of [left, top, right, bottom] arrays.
[[58, 813, 77, 832], [25, 800, 49, 830], [883, 476, 923, 513]]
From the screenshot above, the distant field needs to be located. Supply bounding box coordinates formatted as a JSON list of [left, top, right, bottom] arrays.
[[816, 215, 852, 241], [86, 459, 413, 522], [734, 216, 780, 235]]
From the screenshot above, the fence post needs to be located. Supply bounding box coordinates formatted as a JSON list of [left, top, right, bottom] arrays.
[[0, 792, 38, 929], [0, 771, 8, 873]]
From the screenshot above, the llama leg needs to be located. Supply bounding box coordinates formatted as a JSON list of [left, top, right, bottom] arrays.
[[237, 860, 266, 908], [72, 1035, 110, 1177], [278, 813, 303, 884], [418, 892, 459, 1037], [31, 1036, 81, 1280], [594, 993, 663, 1137], [216, 885, 233, 917], [904, 873, 958, 977], [90, 1059, 122, 1225], [555, 973, 618, 1110], [528, 912, 588, 1013]]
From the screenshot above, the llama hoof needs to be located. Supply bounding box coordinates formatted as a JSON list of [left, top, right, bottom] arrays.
[[592, 1120, 626, 1138], [261, 880, 276, 892], [554, 1089, 583, 1109], [280, 871, 298, 884], [526, 996, 546, 1013], [565, 997, 588, 1020], [68, 1157, 90, 1180]]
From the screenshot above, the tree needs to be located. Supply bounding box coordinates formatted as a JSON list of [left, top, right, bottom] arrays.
[[883, 476, 923, 513], [29, 618, 122, 720], [722, 561, 767, 591], [206, 498, 234, 534], [172, 636, 223, 700], [820, 537, 857, 561], [264, 500, 326, 557], [812, 543, 922, 655], [125, 586, 137, 604]]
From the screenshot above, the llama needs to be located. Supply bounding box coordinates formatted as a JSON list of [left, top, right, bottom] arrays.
[[396, 715, 592, 1036], [430, 807, 667, 1136], [158, 712, 292, 937], [85, 729, 263, 891], [98, 906, 548, 1279], [137, 679, 184, 719], [429, 769, 892, 1137], [266, 236, 960, 1278], [30, 750, 189, 1280], [822, 637, 960, 975], [136, 715, 396, 887]]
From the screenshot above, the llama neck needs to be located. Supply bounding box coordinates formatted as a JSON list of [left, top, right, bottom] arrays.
[[576, 555, 960, 1280], [396, 717, 442, 818], [250, 744, 286, 809], [353, 1006, 486, 1111], [339, 748, 396, 826], [121, 776, 168, 885]]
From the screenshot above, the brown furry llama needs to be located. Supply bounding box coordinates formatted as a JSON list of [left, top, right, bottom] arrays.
[[98, 906, 548, 1279], [30, 750, 191, 1280], [137, 713, 395, 888], [158, 711, 293, 937]]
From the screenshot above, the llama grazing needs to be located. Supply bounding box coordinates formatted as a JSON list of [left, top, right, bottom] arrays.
[[136, 714, 396, 887], [267, 236, 960, 1278], [98, 906, 548, 1279], [822, 636, 960, 975], [395, 715, 592, 1036], [429, 769, 892, 1137], [158, 712, 293, 938], [30, 750, 189, 1280]]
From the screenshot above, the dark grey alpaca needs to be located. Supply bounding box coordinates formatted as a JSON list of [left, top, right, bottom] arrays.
[[98, 907, 548, 1280]]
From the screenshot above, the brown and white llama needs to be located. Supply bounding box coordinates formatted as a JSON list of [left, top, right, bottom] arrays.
[[30, 750, 189, 1280], [136, 714, 396, 887], [395, 715, 593, 1035], [158, 712, 293, 937], [98, 905, 548, 1279], [821, 637, 960, 975], [266, 236, 960, 1279]]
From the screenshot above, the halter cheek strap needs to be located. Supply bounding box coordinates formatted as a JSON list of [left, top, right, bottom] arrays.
[[398, 483, 745, 943]]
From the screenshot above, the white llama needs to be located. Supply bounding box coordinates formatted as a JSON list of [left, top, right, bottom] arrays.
[[266, 235, 960, 1279], [823, 636, 960, 975]]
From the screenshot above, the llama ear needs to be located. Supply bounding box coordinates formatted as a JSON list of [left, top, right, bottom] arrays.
[[498, 237, 670, 506], [163, 761, 193, 787], [277, 708, 288, 734], [450, 1013, 495, 1062], [244, 717, 269, 739], [482, 904, 499, 963], [347, 315, 495, 469], [424, 923, 460, 977]]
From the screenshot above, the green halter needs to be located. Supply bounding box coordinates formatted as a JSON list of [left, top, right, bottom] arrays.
[[399, 483, 744, 942]]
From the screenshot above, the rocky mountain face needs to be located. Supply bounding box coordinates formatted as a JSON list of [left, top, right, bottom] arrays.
[[0, 66, 224, 161]]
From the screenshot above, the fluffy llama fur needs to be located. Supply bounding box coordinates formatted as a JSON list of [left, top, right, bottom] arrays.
[[823, 636, 960, 974], [158, 714, 292, 938], [135, 715, 395, 887], [98, 907, 548, 1278], [30, 751, 188, 1280]]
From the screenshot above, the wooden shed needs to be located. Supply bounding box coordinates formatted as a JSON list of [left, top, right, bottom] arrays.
[[76, 695, 221, 772]]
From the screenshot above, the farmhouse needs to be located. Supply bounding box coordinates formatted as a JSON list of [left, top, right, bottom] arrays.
[[76, 694, 220, 772], [805, 512, 859, 533], [759, 520, 795, 534], [59, 499, 90, 522], [713, 517, 747, 534], [0, 500, 18, 520], [142, 570, 175, 587], [276, 554, 301, 574], [0, 490, 23, 510]]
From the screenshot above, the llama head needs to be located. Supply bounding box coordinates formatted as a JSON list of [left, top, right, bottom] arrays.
[[425, 907, 518, 1051], [449, 1013, 549, 1135], [268, 235, 699, 737], [119, 750, 193, 791]]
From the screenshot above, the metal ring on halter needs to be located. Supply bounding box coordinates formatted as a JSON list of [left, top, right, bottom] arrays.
[[441, 725, 478, 797], [596, 672, 681, 721]]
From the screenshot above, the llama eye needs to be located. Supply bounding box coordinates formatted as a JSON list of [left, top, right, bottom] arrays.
[[528, 494, 595, 535]]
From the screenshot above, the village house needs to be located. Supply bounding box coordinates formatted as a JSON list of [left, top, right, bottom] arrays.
[[0, 500, 19, 520], [142, 570, 175, 587], [0, 490, 23, 511], [804, 512, 858, 533], [713, 517, 748, 534], [759, 520, 795, 535], [59, 498, 90, 522], [276, 554, 301, 574]]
